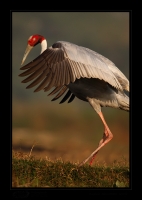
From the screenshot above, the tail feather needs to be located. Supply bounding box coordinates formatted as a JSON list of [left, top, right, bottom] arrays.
[[117, 92, 129, 111]]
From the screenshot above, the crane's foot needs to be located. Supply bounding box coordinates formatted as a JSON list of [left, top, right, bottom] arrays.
[[78, 152, 98, 167], [89, 153, 97, 166], [78, 160, 87, 167], [78, 135, 112, 167]]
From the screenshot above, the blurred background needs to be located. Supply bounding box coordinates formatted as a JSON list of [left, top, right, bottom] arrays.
[[12, 12, 129, 165]]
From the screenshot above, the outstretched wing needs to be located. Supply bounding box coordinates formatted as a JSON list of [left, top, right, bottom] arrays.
[[19, 41, 126, 102]]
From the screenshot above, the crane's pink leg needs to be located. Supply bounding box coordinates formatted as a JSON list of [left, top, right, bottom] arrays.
[[79, 111, 113, 166], [89, 131, 106, 165]]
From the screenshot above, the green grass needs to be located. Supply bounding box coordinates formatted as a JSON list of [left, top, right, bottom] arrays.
[[12, 150, 129, 187]]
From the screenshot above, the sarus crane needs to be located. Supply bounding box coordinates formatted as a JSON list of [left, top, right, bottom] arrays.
[[20, 34, 129, 166]]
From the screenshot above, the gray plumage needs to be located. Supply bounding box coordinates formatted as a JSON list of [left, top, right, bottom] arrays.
[[20, 35, 129, 166]]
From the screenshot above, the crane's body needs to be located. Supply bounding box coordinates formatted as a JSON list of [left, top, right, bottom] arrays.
[[20, 35, 129, 166]]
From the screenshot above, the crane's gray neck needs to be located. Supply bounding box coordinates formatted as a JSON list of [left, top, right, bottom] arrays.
[[41, 39, 47, 54]]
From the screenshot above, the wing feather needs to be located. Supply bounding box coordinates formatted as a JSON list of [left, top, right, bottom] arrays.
[[51, 86, 68, 101], [65, 60, 75, 83], [48, 86, 63, 96], [68, 94, 75, 103], [53, 63, 60, 86], [34, 73, 52, 92], [21, 64, 47, 83], [20, 41, 129, 95], [43, 49, 56, 63], [20, 56, 44, 70], [19, 60, 46, 76], [26, 66, 51, 89], [59, 90, 72, 104], [60, 62, 66, 85], [43, 73, 55, 92]]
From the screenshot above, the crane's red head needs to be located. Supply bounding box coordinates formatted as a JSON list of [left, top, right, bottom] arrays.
[[21, 34, 46, 65], [28, 35, 45, 47]]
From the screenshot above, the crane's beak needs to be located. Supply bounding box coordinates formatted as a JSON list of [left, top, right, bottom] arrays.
[[21, 44, 33, 65]]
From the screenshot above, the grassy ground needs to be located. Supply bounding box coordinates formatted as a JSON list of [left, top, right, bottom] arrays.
[[12, 150, 129, 188], [12, 101, 129, 187]]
